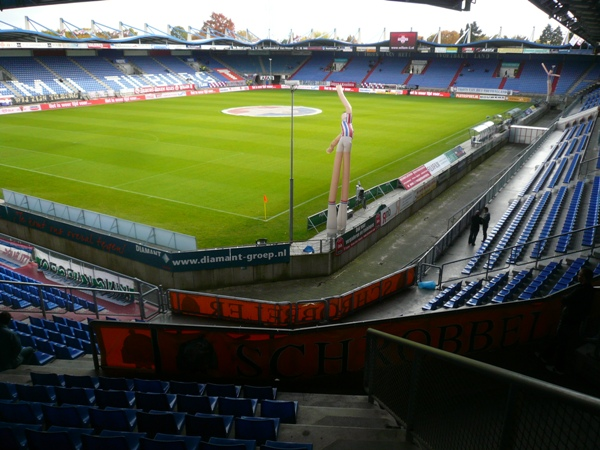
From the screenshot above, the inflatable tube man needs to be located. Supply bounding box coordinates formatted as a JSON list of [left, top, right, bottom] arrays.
[[326, 85, 353, 237]]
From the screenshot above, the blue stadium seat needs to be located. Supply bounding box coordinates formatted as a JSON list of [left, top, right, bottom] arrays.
[[217, 397, 257, 417], [176, 393, 217, 415], [135, 410, 185, 438], [234, 416, 279, 445], [42, 403, 90, 428], [168, 381, 205, 395], [260, 399, 298, 424], [89, 406, 137, 432], [30, 371, 65, 387], [184, 413, 234, 439], [205, 382, 241, 398], [206, 437, 256, 450], [0, 400, 44, 424], [134, 392, 176, 412], [94, 389, 136, 409]]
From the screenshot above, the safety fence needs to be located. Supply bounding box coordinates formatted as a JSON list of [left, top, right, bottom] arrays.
[[364, 329, 600, 450]]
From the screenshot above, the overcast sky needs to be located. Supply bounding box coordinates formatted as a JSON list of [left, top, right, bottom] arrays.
[[0, 0, 565, 43]]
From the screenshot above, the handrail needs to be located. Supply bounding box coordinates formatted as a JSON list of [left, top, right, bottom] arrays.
[[364, 328, 600, 449]]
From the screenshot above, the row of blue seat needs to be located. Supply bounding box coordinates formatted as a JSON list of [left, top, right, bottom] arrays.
[[0, 419, 311, 449], [422, 282, 461, 311], [549, 257, 589, 295], [0, 384, 297, 421], [491, 269, 532, 304], [0, 266, 105, 313], [461, 198, 521, 275], [27, 372, 276, 400], [466, 272, 509, 306], [530, 186, 568, 259], [483, 196, 536, 271], [555, 181, 584, 253], [518, 260, 562, 300], [582, 176, 600, 246], [507, 191, 551, 264]]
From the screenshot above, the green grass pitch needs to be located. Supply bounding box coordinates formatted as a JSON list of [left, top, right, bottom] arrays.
[[0, 90, 520, 247]]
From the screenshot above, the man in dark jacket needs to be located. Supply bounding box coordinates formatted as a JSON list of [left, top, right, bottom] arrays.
[[0, 311, 35, 371]]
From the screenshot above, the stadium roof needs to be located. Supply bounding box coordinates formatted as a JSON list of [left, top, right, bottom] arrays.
[[0, 0, 100, 10], [387, 0, 600, 46], [527, 0, 600, 46]]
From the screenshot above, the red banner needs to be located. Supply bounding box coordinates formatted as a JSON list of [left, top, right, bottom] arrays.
[[399, 165, 432, 190], [93, 293, 565, 382]]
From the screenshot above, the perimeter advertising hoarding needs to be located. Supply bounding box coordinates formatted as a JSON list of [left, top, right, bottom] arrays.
[[92, 294, 563, 382], [389, 32, 418, 51], [0, 206, 290, 271]]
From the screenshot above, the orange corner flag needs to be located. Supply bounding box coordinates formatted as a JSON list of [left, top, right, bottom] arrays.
[[263, 195, 268, 219]]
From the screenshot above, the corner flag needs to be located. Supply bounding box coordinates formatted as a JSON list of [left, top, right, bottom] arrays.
[[263, 195, 268, 219]]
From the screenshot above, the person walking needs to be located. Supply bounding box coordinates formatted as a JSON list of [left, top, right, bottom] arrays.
[[468, 210, 482, 246], [481, 207, 491, 242], [0, 311, 36, 372]]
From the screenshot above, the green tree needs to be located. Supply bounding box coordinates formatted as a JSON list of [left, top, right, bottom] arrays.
[[466, 21, 485, 41], [551, 26, 564, 45], [170, 26, 187, 40], [537, 24, 558, 44], [203, 12, 235, 37]]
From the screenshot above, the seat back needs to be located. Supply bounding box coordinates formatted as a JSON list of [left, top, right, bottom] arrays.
[[260, 399, 298, 424], [98, 376, 134, 391], [25, 428, 77, 450], [55, 386, 96, 406], [81, 433, 132, 450], [16, 384, 56, 403], [136, 411, 183, 438], [42, 404, 90, 428], [234, 416, 279, 445], [205, 383, 240, 397], [94, 389, 136, 409], [184, 413, 233, 438], [64, 374, 100, 389], [89, 407, 137, 432], [139, 436, 188, 450], [176, 393, 216, 414], [168, 381, 204, 395], [133, 379, 169, 393], [217, 397, 257, 417], [134, 392, 176, 411], [30, 372, 65, 387], [0, 400, 44, 424]]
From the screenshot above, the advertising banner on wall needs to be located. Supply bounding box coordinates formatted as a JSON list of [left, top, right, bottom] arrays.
[[92, 292, 563, 382], [389, 32, 418, 51], [0, 206, 290, 271], [399, 165, 432, 190]]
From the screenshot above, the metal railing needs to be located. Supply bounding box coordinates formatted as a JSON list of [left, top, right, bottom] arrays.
[[364, 328, 600, 450], [426, 223, 600, 289], [417, 121, 558, 281]]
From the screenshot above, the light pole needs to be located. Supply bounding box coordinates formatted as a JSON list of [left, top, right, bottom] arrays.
[[269, 58, 272, 80], [286, 80, 299, 242]]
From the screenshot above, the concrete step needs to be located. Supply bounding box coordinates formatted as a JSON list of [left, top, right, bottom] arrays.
[[278, 423, 411, 450]]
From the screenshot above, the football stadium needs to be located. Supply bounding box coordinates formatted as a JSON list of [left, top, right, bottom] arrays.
[[0, 0, 599, 448]]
